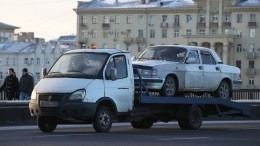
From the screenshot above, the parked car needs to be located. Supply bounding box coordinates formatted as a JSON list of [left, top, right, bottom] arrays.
[[132, 45, 242, 99]]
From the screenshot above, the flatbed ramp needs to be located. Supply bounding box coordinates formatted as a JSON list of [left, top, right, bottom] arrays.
[[138, 95, 252, 117]]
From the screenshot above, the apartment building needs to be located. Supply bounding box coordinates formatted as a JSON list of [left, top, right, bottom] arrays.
[[74, 0, 260, 89], [0, 22, 19, 42]]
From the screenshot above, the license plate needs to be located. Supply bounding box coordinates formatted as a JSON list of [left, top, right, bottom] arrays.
[[40, 101, 58, 107]]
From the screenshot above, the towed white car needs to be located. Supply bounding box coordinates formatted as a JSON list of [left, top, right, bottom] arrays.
[[133, 45, 242, 99]]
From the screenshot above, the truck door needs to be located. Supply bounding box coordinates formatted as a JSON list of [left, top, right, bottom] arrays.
[[104, 55, 133, 112]]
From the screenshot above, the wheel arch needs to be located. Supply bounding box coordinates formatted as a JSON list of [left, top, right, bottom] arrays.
[[96, 97, 118, 118]]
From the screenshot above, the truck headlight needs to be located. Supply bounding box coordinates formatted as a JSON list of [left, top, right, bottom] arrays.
[[69, 89, 86, 100], [141, 69, 157, 78], [31, 90, 37, 100]]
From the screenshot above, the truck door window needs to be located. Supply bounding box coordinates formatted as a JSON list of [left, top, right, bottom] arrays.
[[105, 55, 127, 79]]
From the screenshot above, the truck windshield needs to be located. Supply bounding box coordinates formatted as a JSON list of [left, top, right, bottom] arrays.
[[47, 53, 108, 79], [137, 46, 187, 62]]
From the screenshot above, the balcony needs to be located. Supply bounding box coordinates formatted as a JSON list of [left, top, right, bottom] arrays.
[[246, 68, 256, 76], [160, 23, 168, 28], [102, 23, 110, 28], [80, 23, 87, 28], [172, 23, 180, 28], [222, 22, 231, 27], [246, 52, 256, 59], [248, 22, 257, 28], [209, 22, 218, 28], [123, 37, 134, 45], [78, 37, 88, 43], [135, 37, 145, 44], [197, 22, 206, 28]]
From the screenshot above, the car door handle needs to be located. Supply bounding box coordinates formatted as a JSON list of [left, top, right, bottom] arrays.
[[216, 67, 221, 71], [199, 66, 204, 70]]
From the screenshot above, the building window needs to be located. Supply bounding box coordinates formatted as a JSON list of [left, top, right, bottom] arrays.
[[150, 29, 155, 38], [174, 29, 179, 38], [162, 15, 167, 23], [126, 29, 131, 38], [199, 29, 205, 35], [249, 44, 255, 52], [174, 15, 179, 25], [92, 16, 97, 24], [200, 15, 205, 23], [162, 29, 167, 38], [138, 15, 144, 24], [115, 16, 120, 24], [36, 72, 40, 80], [115, 29, 120, 38], [212, 14, 218, 22], [236, 60, 241, 69], [0, 72, 3, 80], [138, 29, 143, 38], [236, 30, 242, 38], [12, 58, 16, 65], [224, 29, 230, 34], [30, 58, 34, 65], [127, 15, 132, 24], [237, 44, 242, 53], [224, 13, 230, 22], [81, 30, 87, 38], [150, 15, 156, 24], [37, 58, 40, 65], [249, 14, 256, 22], [6, 57, 9, 65], [24, 58, 28, 64], [186, 29, 192, 35], [249, 29, 255, 38], [104, 16, 109, 23], [81, 15, 87, 26], [249, 60, 254, 68], [237, 14, 242, 23], [103, 30, 109, 38], [186, 15, 192, 23], [92, 30, 97, 38], [211, 29, 217, 35], [249, 77, 254, 86]]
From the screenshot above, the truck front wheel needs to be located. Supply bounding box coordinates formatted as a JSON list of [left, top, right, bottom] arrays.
[[37, 116, 57, 133], [131, 118, 153, 129], [93, 106, 113, 133], [178, 105, 202, 130]]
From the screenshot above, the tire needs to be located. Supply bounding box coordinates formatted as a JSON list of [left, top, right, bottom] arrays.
[[159, 76, 176, 97], [178, 105, 202, 130], [131, 118, 153, 129], [93, 106, 113, 133], [37, 116, 57, 133], [214, 80, 230, 100]]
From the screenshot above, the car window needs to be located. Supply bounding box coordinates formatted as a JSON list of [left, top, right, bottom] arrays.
[[105, 55, 127, 79], [187, 50, 200, 64], [200, 51, 216, 65]]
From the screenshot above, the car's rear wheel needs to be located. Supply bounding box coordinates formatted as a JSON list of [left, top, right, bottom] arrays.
[[214, 80, 230, 100], [159, 76, 176, 97]]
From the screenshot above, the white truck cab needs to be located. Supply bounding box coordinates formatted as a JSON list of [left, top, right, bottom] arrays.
[[29, 49, 134, 132]]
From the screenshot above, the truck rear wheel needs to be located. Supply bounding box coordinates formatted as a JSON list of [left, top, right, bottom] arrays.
[[131, 118, 153, 129], [93, 106, 113, 133], [159, 76, 176, 97], [178, 105, 202, 130], [37, 116, 57, 133]]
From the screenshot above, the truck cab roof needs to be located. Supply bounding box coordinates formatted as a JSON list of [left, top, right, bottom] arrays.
[[65, 48, 129, 55]]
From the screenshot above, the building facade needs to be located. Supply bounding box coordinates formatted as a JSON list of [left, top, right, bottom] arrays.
[[74, 0, 260, 89], [0, 22, 19, 42]]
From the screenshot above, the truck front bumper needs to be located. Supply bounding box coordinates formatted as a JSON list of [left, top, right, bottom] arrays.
[[29, 99, 97, 119]]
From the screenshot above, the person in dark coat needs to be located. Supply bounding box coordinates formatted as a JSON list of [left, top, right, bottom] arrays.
[[19, 68, 34, 100], [0, 68, 19, 100]]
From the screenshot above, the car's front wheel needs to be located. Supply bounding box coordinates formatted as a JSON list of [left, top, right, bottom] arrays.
[[214, 80, 230, 100], [159, 76, 176, 97]]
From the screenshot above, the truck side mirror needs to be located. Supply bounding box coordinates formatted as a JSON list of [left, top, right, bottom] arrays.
[[110, 68, 117, 81], [41, 68, 47, 79]]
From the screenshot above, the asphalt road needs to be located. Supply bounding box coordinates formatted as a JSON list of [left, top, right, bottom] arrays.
[[0, 120, 260, 146]]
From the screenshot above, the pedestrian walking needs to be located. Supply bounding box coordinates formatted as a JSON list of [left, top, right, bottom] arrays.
[[0, 68, 19, 100], [19, 68, 34, 100]]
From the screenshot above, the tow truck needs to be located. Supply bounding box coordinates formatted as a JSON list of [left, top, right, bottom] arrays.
[[29, 48, 251, 133]]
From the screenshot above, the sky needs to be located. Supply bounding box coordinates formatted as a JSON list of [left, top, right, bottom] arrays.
[[0, 0, 78, 41]]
